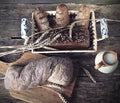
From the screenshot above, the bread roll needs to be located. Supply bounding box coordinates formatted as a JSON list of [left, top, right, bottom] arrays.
[[34, 7, 49, 31], [76, 5, 91, 29], [56, 4, 70, 27]]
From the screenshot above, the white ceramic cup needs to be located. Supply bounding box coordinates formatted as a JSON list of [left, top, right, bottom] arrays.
[[94, 51, 118, 73]]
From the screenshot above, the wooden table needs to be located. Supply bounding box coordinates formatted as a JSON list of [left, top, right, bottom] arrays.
[[0, 3, 120, 103]]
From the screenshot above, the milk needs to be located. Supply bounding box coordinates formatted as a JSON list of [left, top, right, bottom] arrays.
[[103, 53, 116, 65]]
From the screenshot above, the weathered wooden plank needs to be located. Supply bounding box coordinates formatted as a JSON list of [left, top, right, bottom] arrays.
[[97, 38, 120, 52], [0, 20, 20, 30], [71, 76, 120, 103], [0, 0, 120, 5], [0, 38, 23, 46], [0, 4, 120, 20], [95, 5, 120, 19]]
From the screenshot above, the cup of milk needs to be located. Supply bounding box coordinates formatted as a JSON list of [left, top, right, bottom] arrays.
[[94, 51, 118, 73]]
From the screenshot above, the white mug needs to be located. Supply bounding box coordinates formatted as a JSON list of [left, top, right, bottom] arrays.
[[94, 51, 118, 73]]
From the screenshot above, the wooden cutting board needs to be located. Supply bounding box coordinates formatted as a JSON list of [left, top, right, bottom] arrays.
[[0, 52, 78, 103]]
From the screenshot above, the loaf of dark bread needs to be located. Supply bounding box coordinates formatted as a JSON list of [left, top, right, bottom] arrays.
[[34, 7, 50, 31], [55, 4, 70, 27], [76, 5, 91, 29], [4, 57, 73, 91]]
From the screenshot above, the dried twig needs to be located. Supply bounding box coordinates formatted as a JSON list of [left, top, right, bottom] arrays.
[[0, 50, 22, 57], [0, 30, 61, 57], [42, 46, 57, 50], [35, 30, 49, 44], [80, 66, 96, 84], [0, 45, 23, 49], [69, 20, 82, 39]]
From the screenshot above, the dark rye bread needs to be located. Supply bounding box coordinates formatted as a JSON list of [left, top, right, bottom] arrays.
[[4, 57, 73, 91], [55, 4, 70, 27], [76, 5, 91, 29], [34, 7, 50, 31]]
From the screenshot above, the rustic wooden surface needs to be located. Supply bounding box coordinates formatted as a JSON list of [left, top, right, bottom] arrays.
[[0, 3, 120, 103], [0, 0, 120, 4]]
